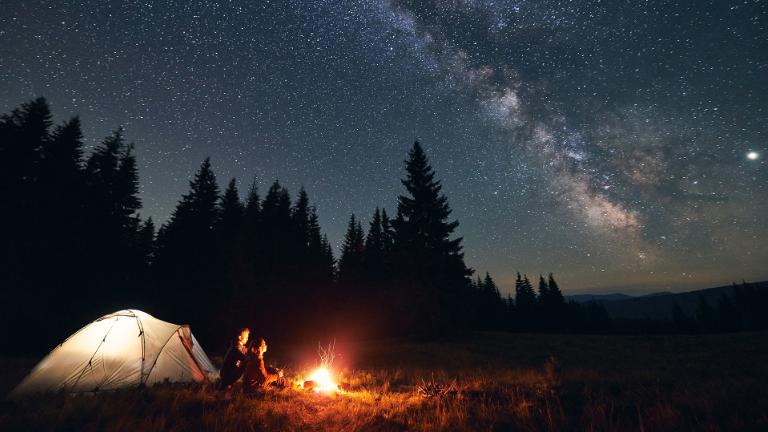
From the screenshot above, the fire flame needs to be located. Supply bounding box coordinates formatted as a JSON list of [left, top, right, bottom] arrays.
[[306, 366, 338, 393]]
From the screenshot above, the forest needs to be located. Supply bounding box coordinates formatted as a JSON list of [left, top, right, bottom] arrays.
[[1, 98, 764, 355]]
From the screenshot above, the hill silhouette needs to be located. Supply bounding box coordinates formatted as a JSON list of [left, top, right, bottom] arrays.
[[592, 281, 768, 320]]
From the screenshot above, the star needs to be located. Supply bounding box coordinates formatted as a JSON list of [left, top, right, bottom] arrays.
[[1, 0, 766, 294]]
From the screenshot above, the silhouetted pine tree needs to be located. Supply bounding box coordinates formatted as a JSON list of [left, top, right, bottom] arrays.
[[515, 273, 537, 310], [240, 179, 261, 288], [258, 180, 293, 285], [292, 187, 311, 250], [537, 275, 550, 305], [547, 273, 564, 305], [392, 141, 472, 334], [0, 98, 52, 290], [380, 208, 395, 277], [364, 207, 387, 284], [482, 272, 505, 329], [137, 217, 156, 267], [0, 99, 55, 352], [0, 98, 50, 197], [514, 273, 538, 330], [217, 180, 244, 271], [305, 208, 332, 285], [154, 158, 220, 336], [339, 214, 366, 294], [38, 117, 87, 289], [538, 273, 566, 331], [244, 180, 261, 224], [320, 234, 336, 284], [40, 117, 85, 221], [219, 179, 244, 238], [84, 129, 143, 308]]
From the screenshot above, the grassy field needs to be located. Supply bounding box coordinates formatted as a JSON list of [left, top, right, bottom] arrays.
[[2, 332, 767, 431]]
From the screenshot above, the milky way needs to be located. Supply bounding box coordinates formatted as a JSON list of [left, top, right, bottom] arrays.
[[1, 0, 766, 293]]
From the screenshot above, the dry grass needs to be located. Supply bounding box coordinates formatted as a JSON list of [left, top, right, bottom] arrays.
[[2, 332, 767, 431]]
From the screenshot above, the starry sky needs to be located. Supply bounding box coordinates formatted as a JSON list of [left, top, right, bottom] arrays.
[[2, 0, 767, 295]]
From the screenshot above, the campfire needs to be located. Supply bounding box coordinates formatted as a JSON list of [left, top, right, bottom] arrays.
[[300, 341, 339, 394]]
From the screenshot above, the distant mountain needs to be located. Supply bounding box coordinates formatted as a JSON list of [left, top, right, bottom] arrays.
[[640, 292, 674, 298], [567, 293, 634, 303], [594, 282, 768, 321]]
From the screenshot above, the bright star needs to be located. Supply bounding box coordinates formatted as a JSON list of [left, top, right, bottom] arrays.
[[747, 151, 759, 161]]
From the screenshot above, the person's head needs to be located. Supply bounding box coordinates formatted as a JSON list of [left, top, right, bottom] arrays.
[[256, 337, 267, 355], [237, 328, 250, 346]]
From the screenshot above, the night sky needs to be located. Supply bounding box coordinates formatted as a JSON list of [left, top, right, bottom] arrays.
[[2, 1, 766, 295]]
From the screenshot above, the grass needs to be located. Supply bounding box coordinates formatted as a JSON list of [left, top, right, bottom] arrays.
[[2, 332, 767, 431]]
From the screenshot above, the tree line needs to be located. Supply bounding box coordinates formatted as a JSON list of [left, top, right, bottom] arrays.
[[2, 98, 617, 354], [618, 281, 768, 334]]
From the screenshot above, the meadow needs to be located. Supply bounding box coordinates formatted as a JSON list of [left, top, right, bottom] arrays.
[[2, 332, 767, 431]]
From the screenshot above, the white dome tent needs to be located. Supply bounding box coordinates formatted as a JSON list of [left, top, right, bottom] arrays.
[[11, 309, 216, 397]]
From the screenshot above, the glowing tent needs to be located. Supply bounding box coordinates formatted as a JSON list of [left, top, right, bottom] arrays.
[[11, 309, 216, 397]]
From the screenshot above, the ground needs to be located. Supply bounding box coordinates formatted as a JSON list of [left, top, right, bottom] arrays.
[[1, 332, 767, 431]]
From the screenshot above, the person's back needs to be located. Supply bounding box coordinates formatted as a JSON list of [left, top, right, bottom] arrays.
[[242, 336, 282, 393], [218, 328, 250, 390]]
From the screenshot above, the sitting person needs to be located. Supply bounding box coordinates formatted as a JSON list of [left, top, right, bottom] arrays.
[[242, 336, 285, 393], [217, 327, 250, 390]]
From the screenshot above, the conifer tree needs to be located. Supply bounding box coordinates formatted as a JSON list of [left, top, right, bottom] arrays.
[[392, 141, 472, 333], [84, 129, 143, 308], [154, 158, 220, 326], [306, 208, 327, 280], [339, 214, 366, 291], [0, 97, 50, 193], [217, 178, 244, 268], [484, 272, 500, 298], [538, 275, 550, 305], [292, 187, 311, 250], [219, 179, 244, 230], [41, 116, 84, 191], [258, 180, 293, 279], [0, 98, 53, 351], [320, 234, 336, 283], [115, 143, 141, 225], [38, 117, 86, 269], [364, 207, 387, 283], [244, 179, 261, 223], [515, 272, 537, 312], [241, 179, 261, 278], [547, 273, 565, 305], [380, 208, 395, 275], [483, 272, 505, 329], [86, 129, 142, 233], [474, 275, 484, 291], [514, 273, 538, 329], [137, 217, 156, 266]]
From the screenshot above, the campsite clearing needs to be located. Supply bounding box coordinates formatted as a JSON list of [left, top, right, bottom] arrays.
[[2, 332, 767, 431]]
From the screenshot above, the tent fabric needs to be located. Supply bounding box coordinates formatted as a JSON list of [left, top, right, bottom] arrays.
[[11, 309, 216, 397]]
